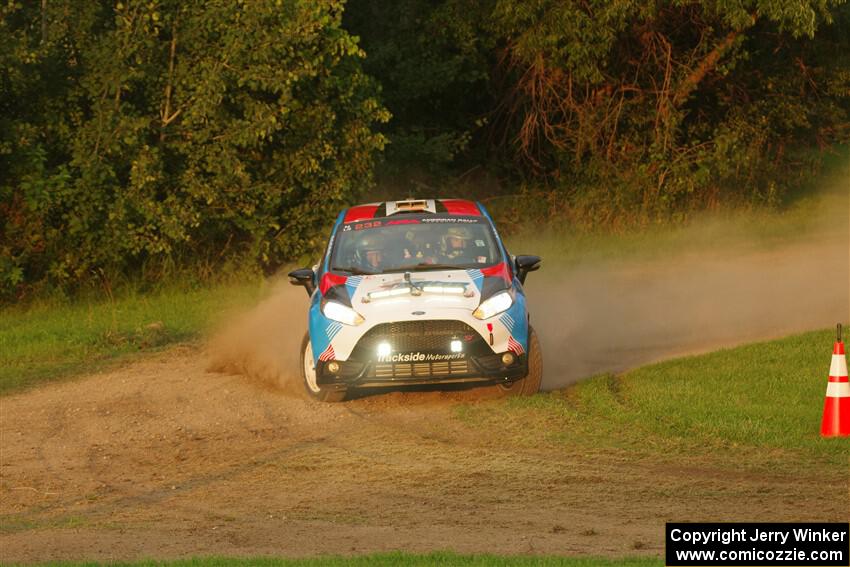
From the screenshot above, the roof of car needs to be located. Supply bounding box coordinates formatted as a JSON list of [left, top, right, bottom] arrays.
[[342, 199, 481, 223]]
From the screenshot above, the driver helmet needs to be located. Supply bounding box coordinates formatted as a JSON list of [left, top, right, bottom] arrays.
[[356, 232, 386, 269], [441, 226, 472, 257]]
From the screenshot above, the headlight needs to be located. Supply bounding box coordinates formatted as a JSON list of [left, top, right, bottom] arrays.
[[473, 291, 513, 320], [322, 301, 364, 325]]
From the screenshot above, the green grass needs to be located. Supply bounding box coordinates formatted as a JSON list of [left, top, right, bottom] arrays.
[[0, 280, 266, 394], [457, 328, 850, 470], [6, 553, 662, 567]]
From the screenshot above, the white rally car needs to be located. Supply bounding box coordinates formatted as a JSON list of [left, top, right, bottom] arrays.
[[289, 199, 542, 402]]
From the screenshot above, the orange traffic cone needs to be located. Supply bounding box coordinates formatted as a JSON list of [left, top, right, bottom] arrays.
[[821, 324, 849, 437]]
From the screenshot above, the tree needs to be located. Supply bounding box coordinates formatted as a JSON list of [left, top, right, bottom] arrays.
[[344, 0, 492, 172], [0, 0, 388, 297], [345, 0, 850, 220], [487, 0, 850, 217]]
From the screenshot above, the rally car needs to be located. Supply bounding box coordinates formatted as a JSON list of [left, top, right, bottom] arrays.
[[288, 198, 542, 402]]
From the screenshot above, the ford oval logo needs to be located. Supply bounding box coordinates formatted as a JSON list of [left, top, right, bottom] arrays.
[[411, 311, 426, 316]]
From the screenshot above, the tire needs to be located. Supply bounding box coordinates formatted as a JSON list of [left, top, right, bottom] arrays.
[[498, 325, 543, 396], [300, 333, 347, 403]]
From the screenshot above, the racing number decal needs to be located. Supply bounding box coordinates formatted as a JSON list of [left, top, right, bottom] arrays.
[[354, 221, 382, 230]]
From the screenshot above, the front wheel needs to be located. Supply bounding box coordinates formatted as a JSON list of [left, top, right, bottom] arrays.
[[498, 326, 543, 396], [301, 333, 346, 403]]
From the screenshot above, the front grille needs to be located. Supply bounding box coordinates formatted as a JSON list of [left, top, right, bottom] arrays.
[[372, 359, 469, 379], [356, 320, 477, 352]]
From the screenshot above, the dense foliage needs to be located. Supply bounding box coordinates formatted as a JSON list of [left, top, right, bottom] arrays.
[[347, 0, 850, 220], [2, 0, 849, 298], [1, 0, 387, 298]]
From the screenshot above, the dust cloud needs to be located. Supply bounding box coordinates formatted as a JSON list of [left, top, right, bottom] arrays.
[[528, 220, 850, 389], [210, 189, 849, 394], [207, 281, 308, 395]]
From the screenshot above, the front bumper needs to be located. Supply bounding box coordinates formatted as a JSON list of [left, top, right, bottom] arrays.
[[314, 319, 528, 390]]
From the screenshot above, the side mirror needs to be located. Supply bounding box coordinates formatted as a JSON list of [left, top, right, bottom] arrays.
[[514, 255, 541, 284], [288, 267, 316, 296]]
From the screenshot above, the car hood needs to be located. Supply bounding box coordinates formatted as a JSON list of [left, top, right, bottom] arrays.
[[347, 269, 482, 322]]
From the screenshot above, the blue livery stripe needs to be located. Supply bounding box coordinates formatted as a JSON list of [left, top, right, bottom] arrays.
[[499, 312, 516, 333], [326, 321, 344, 341], [466, 269, 484, 292], [322, 211, 347, 273], [345, 275, 363, 300], [505, 293, 528, 351]]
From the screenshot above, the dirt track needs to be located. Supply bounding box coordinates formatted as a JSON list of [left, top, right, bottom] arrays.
[[1, 345, 847, 564], [3, 204, 849, 563]]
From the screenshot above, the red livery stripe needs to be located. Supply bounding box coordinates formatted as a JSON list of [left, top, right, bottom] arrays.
[[320, 272, 348, 295], [481, 261, 512, 283], [343, 204, 380, 223], [507, 336, 525, 355], [440, 199, 480, 216], [319, 344, 335, 362]]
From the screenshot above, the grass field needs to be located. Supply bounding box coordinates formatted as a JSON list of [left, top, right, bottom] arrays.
[[0, 281, 265, 394], [10, 554, 662, 567], [457, 328, 850, 471]]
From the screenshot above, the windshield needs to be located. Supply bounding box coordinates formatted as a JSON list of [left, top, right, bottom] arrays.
[[329, 216, 502, 274]]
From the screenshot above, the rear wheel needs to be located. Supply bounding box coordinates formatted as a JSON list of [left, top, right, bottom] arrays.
[[498, 326, 542, 396], [301, 333, 346, 403]]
